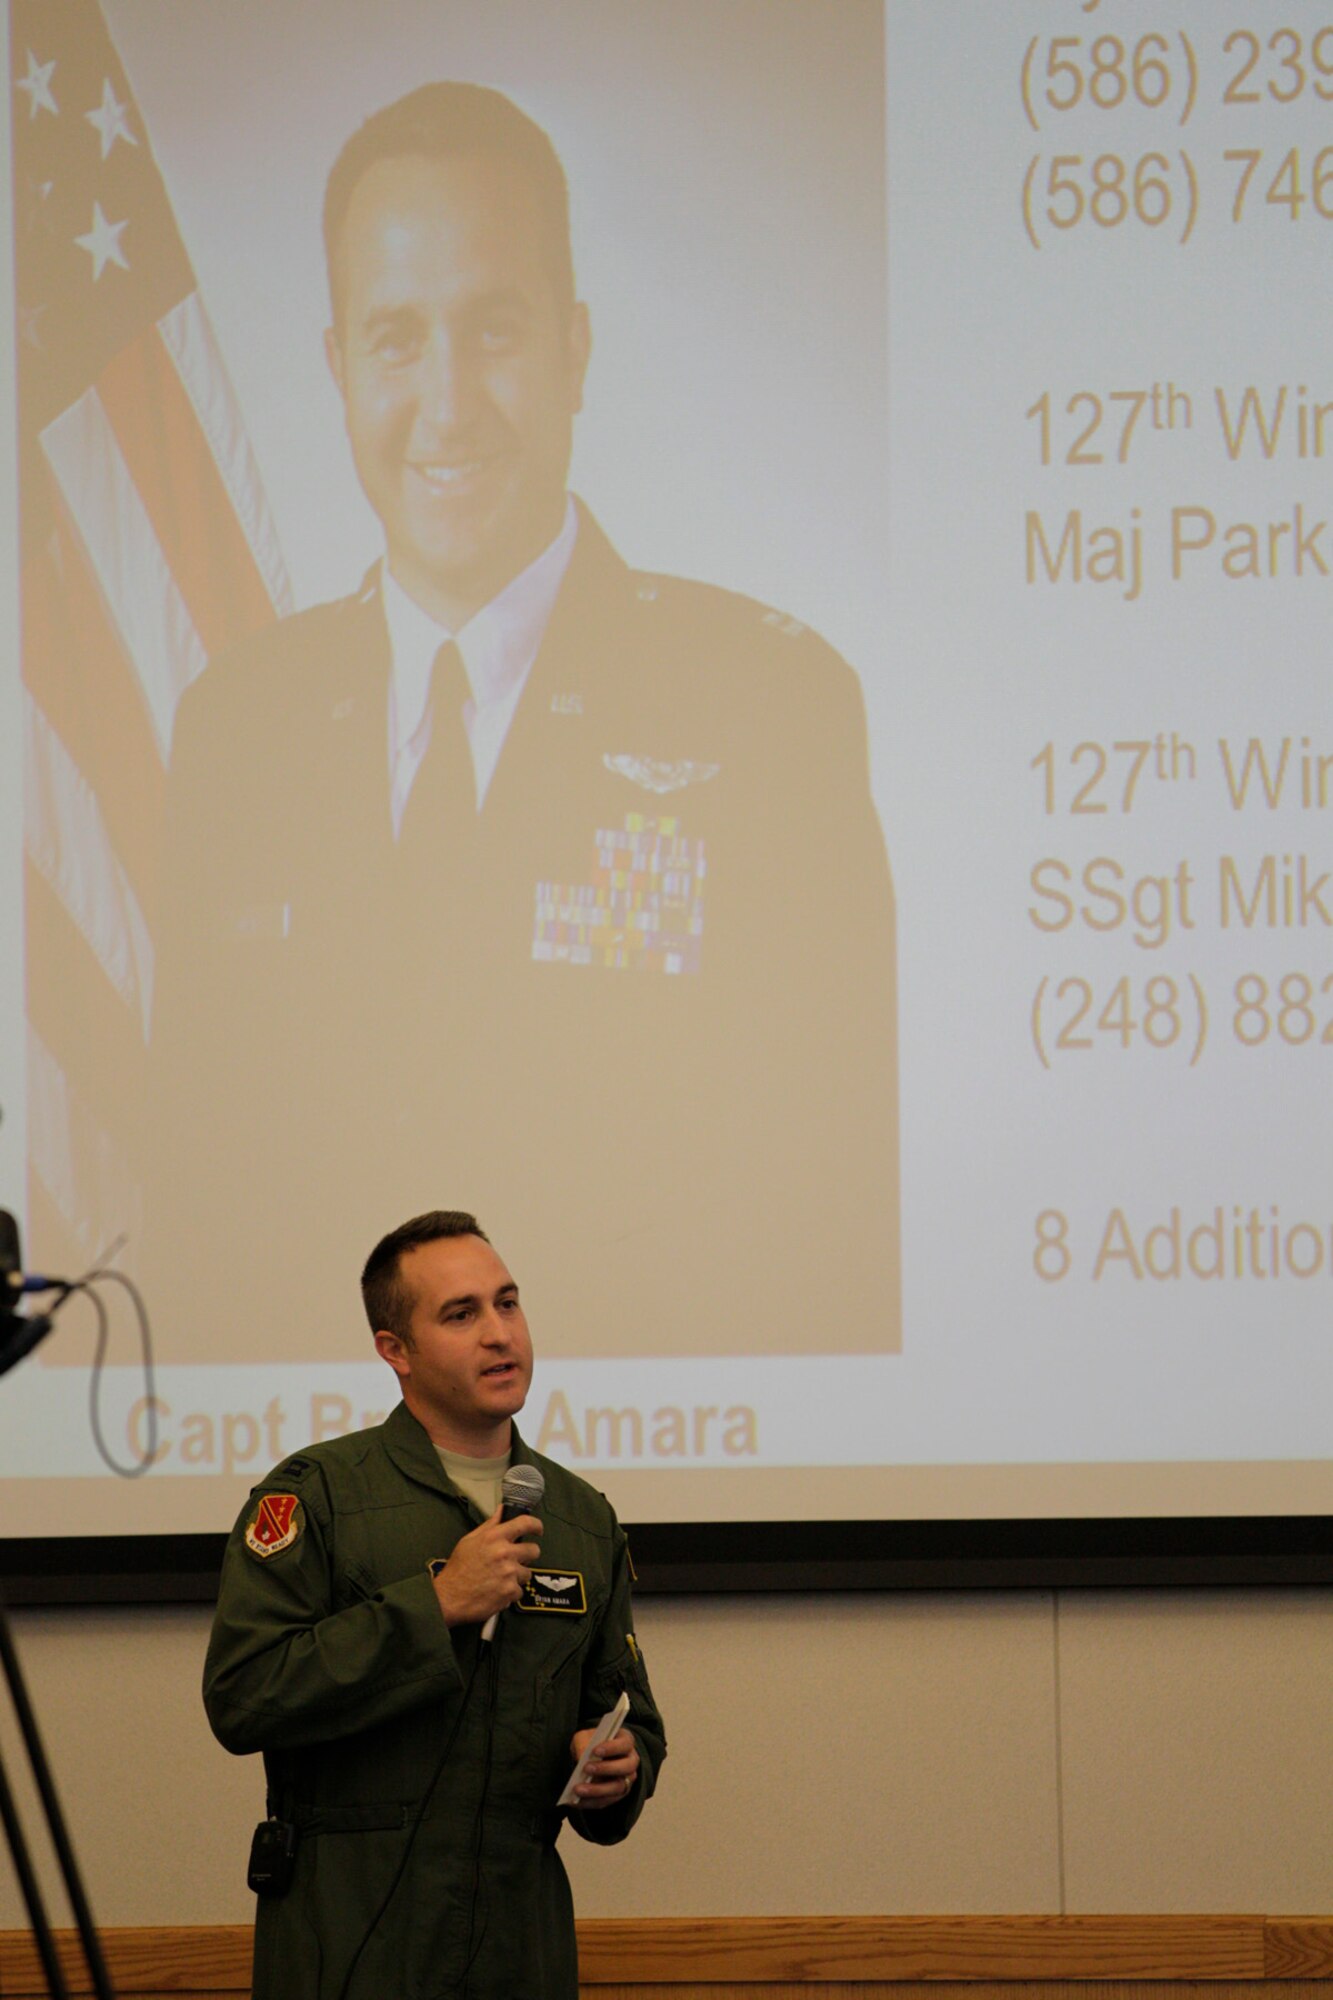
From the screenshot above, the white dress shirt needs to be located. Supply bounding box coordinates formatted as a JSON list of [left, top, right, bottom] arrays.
[[382, 498, 579, 836]]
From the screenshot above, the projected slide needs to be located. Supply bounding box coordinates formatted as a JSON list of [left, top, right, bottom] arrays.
[[1, 0, 1330, 1534]]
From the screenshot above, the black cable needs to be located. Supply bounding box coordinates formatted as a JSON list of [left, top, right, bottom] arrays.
[[81, 1267, 157, 1478], [335, 1640, 486, 2000], [460, 1625, 501, 1990]]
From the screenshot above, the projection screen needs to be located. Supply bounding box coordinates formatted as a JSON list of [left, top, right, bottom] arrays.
[[2, 0, 1331, 1573]]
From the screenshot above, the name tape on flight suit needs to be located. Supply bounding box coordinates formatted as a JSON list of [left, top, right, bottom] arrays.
[[516, 1569, 587, 1615], [424, 1561, 587, 1615]]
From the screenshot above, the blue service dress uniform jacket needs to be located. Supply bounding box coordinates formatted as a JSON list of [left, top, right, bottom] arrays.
[[145, 506, 899, 1365], [204, 1404, 665, 2000]]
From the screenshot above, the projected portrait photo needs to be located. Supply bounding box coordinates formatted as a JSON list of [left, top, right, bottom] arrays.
[[14, 0, 898, 1367]]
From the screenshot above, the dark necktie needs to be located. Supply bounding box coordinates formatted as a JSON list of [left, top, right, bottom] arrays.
[[398, 640, 475, 859]]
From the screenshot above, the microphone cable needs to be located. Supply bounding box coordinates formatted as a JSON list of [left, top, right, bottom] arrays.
[[1, 1240, 158, 1476], [334, 1634, 486, 2000], [83, 1265, 158, 1477]]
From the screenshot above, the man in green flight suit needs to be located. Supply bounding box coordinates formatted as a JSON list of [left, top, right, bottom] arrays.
[[204, 1210, 665, 2000]]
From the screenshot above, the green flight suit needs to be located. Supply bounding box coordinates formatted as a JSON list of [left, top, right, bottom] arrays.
[[204, 1403, 665, 2000]]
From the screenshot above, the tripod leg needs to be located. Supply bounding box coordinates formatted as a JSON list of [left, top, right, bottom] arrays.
[[0, 1601, 116, 2000], [0, 1736, 70, 1998]]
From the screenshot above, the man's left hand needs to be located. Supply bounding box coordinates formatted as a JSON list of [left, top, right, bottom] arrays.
[[569, 1726, 639, 1808]]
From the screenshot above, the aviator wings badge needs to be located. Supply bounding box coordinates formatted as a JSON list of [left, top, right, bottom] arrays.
[[603, 754, 720, 795]]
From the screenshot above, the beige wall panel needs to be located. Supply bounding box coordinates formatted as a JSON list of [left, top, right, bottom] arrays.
[[563, 1592, 1061, 1917], [0, 1591, 1061, 1928], [1056, 1589, 1333, 1912], [0, 1606, 257, 1928]]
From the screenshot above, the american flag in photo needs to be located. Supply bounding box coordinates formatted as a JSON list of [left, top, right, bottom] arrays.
[[12, 0, 291, 1286]]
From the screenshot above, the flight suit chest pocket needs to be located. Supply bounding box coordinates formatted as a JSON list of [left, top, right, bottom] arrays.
[[517, 1552, 605, 1688], [332, 1501, 469, 1609]]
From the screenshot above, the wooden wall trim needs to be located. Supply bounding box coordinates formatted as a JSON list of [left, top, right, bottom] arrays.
[[576, 1916, 1266, 1982], [1, 1915, 1331, 1993], [1267, 1925, 1333, 1980], [0, 1922, 252, 1995]]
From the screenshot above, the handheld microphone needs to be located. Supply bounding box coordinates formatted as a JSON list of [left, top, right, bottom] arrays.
[[480, 1463, 545, 1642]]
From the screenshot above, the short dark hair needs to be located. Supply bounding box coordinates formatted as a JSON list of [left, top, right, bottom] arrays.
[[323, 82, 575, 329], [361, 1209, 490, 1342]]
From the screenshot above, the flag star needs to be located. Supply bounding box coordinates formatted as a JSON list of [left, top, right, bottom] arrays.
[[75, 201, 130, 280], [86, 77, 137, 159], [15, 49, 57, 119]]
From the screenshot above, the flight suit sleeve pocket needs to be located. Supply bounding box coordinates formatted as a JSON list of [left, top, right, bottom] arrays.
[[583, 1634, 652, 1724]]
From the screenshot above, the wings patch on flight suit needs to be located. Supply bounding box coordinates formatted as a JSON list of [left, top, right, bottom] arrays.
[[244, 1493, 304, 1559], [532, 813, 706, 974]]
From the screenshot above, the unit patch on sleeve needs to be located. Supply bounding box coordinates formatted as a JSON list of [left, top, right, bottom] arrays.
[[517, 1569, 587, 1615], [244, 1493, 303, 1559]]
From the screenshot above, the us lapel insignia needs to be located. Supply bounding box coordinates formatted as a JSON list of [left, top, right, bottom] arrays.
[[602, 754, 720, 795], [517, 1569, 588, 1615], [244, 1493, 303, 1559], [550, 691, 584, 715]]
